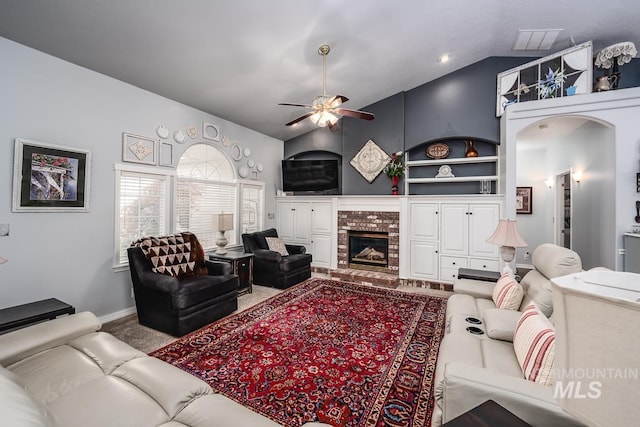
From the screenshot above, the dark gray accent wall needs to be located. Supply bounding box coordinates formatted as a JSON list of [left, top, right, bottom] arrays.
[[342, 92, 405, 195], [404, 57, 534, 148], [283, 56, 640, 196]]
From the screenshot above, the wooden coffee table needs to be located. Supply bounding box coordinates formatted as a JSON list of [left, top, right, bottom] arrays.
[[442, 400, 532, 426], [0, 298, 75, 333]]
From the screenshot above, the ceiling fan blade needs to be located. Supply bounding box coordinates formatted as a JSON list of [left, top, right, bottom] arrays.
[[335, 108, 375, 121], [328, 95, 349, 108], [285, 111, 315, 126], [279, 102, 314, 108]]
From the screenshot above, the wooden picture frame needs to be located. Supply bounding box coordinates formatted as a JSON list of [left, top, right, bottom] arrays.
[[516, 186, 533, 214], [12, 138, 91, 212], [122, 132, 157, 165]]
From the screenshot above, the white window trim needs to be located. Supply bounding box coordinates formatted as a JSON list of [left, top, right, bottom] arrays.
[[113, 164, 174, 270]]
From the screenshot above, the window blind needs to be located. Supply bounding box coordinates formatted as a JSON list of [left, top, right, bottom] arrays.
[[117, 171, 169, 265], [241, 182, 264, 234]]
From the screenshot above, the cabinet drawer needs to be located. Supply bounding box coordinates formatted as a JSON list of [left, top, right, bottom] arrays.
[[440, 256, 468, 270], [440, 268, 460, 283], [468, 258, 500, 271]]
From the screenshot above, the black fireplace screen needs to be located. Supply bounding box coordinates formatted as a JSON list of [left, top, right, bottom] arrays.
[[348, 231, 389, 271]]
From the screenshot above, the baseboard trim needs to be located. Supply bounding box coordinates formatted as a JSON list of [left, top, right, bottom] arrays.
[[99, 306, 136, 324]]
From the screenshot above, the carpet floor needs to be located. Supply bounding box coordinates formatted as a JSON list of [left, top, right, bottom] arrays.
[[151, 278, 447, 427]]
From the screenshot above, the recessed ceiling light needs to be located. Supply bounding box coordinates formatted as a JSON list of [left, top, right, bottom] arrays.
[[437, 54, 450, 63]]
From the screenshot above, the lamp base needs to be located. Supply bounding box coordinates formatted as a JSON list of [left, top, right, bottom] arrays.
[[216, 232, 228, 255], [500, 245, 516, 276]]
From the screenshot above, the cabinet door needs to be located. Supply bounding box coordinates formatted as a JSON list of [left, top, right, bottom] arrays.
[[410, 203, 439, 241], [277, 202, 296, 240], [410, 240, 439, 280], [311, 233, 332, 267], [440, 203, 469, 256], [293, 202, 311, 241], [311, 202, 333, 234], [468, 203, 500, 258]]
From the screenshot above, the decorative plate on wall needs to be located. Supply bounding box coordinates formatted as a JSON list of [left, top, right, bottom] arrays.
[[203, 122, 220, 141], [230, 144, 242, 161], [173, 130, 186, 144], [350, 139, 391, 183], [156, 125, 169, 139], [426, 142, 450, 159], [186, 125, 198, 139]]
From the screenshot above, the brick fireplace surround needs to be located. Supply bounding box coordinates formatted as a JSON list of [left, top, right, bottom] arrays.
[[312, 209, 453, 292]]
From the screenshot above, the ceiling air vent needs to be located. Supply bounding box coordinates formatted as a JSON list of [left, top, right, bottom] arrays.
[[513, 29, 562, 51]]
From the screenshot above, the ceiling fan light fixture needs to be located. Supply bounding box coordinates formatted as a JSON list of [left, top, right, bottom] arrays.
[[310, 110, 338, 127]]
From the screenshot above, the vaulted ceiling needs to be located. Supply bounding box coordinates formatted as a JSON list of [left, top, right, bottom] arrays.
[[1, 0, 638, 141]]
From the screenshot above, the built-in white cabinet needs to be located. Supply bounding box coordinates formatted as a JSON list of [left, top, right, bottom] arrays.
[[408, 198, 501, 283], [276, 198, 334, 268]]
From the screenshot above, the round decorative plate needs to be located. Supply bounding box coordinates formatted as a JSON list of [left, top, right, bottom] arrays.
[[247, 159, 255, 168], [243, 147, 251, 157], [186, 125, 198, 139], [256, 163, 263, 172], [173, 130, 186, 144], [230, 144, 242, 161], [427, 142, 450, 159], [156, 125, 169, 139], [238, 166, 250, 178]]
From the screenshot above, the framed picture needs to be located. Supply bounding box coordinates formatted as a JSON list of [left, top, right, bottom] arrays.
[[122, 132, 157, 165], [12, 138, 91, 212], [159, 142, 173, 167], [516, 186, 533, 214]]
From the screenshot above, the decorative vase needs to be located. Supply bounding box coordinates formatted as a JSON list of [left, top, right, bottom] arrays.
[[464, 140, 479, 158], [391, 175, 399, 195]]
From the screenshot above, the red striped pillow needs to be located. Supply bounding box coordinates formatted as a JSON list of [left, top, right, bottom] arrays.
[[513, 303, 556, 385], [492, 273, 524, 310]]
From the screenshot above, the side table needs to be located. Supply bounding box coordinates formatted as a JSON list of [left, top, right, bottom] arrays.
[[208, 250, 253, 295], [443, 400, 532, 427], [0, 298, 76, 334]]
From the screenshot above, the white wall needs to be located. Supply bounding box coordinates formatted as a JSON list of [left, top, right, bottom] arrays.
[[0, 37, 283, 318], [503, 87, 640, 271]]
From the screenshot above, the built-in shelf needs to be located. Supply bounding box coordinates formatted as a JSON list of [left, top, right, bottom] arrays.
[[406, 156, 498, 167], [407, 175, 498, 184]]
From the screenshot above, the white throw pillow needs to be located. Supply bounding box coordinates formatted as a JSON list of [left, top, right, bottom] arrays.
[[513, 303, 556, 385], [265, 237, 289, 256], [492, 272, 524, 310]]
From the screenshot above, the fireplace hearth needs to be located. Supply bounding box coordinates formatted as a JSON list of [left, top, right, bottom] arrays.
[[348, 231, 389, 272]]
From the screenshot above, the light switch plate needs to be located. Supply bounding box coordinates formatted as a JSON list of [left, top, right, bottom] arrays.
[[0, 224, 9, 236]]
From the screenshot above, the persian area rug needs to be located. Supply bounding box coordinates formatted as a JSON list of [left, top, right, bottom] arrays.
[[151, 278, 447, 427]]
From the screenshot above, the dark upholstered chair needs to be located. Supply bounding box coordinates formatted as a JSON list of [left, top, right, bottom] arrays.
[[127, 232, 239, 336], [241, 228, 312, 289]]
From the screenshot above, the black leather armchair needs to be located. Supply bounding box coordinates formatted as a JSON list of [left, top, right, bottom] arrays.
[[241, 228, 312, 289], [127, 233, 239, 336]]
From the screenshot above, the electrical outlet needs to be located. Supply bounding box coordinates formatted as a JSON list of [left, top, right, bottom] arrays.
[[524, 251, 531, 260], [0, 223, 9, 236]]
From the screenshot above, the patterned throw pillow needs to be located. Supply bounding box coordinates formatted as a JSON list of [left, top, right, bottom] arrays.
[[513, 303, 556, 385], [265, 237, 289, 256], [492, 272, 524, 310], [131, 232, 207, 280]]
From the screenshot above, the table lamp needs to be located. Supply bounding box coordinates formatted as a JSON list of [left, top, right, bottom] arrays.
[[212, 213, 234, 254], [486, 219, 527, 276]]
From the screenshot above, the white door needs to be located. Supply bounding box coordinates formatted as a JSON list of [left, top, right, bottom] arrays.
[[311, 233, 332, 267], [311, 202, 333, 234], [277, 202, 296, 240], [410, 240, 439, 279], [440, 203, 468, 255], [410, 203, 439, 241], [468, 203, 500, 258], [292, 202, 311, 241]]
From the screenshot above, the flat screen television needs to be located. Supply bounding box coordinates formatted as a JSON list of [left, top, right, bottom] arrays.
[[282, 159, 339, 193]]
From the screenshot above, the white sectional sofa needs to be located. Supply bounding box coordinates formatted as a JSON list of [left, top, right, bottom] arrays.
[[432, 243, 585, 427], [0, 311, 329, 427]]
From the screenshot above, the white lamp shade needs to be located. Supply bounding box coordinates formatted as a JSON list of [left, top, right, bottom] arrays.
[[486, 219, 528, 247], [551, 271, 640, 427], [212, 213, 234, 231]]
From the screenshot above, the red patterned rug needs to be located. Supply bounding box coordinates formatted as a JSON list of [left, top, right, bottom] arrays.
[[151, 278, 447, 427]]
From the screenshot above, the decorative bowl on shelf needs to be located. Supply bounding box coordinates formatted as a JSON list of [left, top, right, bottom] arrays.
[[426, 142, 450, 159]]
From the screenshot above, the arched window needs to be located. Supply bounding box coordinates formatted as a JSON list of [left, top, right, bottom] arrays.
[[176, 143, 234, 180]]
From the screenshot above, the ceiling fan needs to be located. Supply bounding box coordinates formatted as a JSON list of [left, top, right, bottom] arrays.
[[279, 44, 375, 131]]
